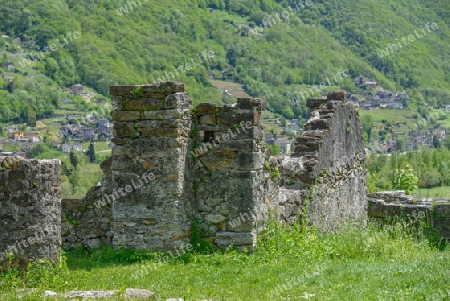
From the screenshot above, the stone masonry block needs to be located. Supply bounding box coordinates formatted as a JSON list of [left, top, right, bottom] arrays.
[[213, 151, 237, 159], [110, 82, 184, 96], [196, 103, 222, 115], [215, 232, 255, 247], [142, 109, 185, 120], [237, 98, 267, 111], [220, 139, 258, 152], [111, 111, 141, 122], [327, 91, 345, 101], [199, 114, 216, 125], [113, 122, 139, 138], [433, 204, 450, 217], [306, 97, 327, 109], [164, 93, 192, 110], [122, 98, 163, 111], [140, 127, 181, 138]]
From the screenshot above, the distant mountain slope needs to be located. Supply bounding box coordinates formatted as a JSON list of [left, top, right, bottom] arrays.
[[0, 0, 449, 120]]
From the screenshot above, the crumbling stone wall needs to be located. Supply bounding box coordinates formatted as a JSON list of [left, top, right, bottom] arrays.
[[368, 191, 450, 241], [274, 92, 367, 229], [62, 85, 368, 251], [61, 157, 113, 249], [0, 156, 61, 269], [4, 82, 448, 257]]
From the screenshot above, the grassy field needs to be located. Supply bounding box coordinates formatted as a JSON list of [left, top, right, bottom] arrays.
[[81, 141, 111, 153], [261, 111, 285, 136], [209, 79, 252, 99], [414, 185, 450, 198], [0, 219, 448, 300]]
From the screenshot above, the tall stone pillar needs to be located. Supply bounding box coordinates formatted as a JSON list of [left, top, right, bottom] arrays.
[[0, 156, 61, 269], [189, 98, 270, 251], [109, 82, 193, 251]]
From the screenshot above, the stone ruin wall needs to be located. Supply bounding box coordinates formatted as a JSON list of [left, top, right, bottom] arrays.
[[60, 83, 369, 251], [272, 92, 367, 229], [1, 81, 448, 268], [0, 156, 61, 270], [368, 191, 450, 241], [61, 157, 113, 250]]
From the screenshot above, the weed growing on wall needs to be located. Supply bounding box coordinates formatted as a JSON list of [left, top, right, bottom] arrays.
[[190, 217, 214, 254]]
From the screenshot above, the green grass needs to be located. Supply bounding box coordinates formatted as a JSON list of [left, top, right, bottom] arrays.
[[0, 219, 448, 300], [414, 185, 450, 198], [261, 111, 285, 136], [434, 110, 450, 128], [53, 109, 88, 116], [211, 9, 251, 24], [81, 141, 111, 153], [360, 108, 415, 123]]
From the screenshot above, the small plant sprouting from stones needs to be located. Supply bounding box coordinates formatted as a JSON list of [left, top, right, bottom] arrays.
[[264, 160, 281, 181], [190, 217, 214, 253], [190, 128, 198, 138], [271, 167, 281, 180], [130, 85, 144, 97]]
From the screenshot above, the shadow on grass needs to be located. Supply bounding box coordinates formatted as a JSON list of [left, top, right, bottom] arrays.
[[63, 244, 223, 271]]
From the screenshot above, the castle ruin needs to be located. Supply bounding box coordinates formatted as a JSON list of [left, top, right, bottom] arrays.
[[60, 82, 368, 252], [1, 81, 448, 268]]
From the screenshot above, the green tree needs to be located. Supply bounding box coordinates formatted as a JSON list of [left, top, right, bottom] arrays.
[[438, 162, 450, 185], [27, 143, 51, 158], [86, 143, 96, 163], [419, 171, 440, 193], [361, 115, 374, 143], [419, 169, 441, 198], [69, 150, 79, 169], [394, 164, 418, 195]]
